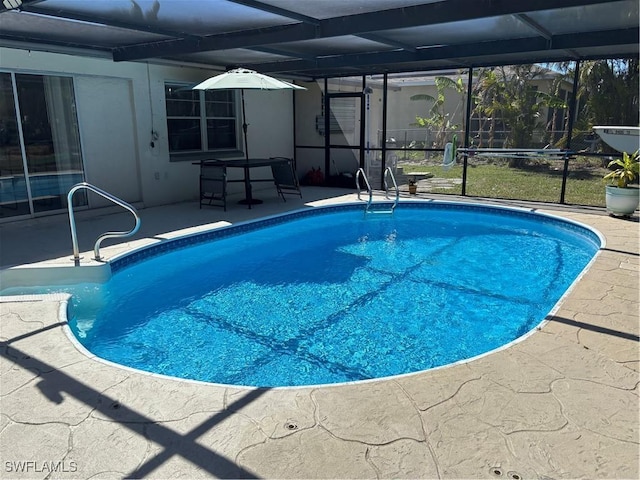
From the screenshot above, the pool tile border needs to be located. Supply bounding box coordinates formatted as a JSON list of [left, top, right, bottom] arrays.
[[111, 201, 603, 274]]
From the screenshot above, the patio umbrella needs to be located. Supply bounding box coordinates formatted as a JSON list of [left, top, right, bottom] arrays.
[[192, 68, 305, 159]]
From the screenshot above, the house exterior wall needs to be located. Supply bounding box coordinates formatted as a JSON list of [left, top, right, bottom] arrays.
[[0, 47, 296, 214], [74, 75, 141, 207], [383, 75, 563, 148], [294, 80, 325, 178], [386, 83, 466, 146]]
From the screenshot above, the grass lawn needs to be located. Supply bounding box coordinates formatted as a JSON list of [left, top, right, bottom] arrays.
[[397, 156, 608, 207]]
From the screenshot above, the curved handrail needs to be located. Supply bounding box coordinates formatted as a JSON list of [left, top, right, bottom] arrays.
[[67, 182, 141, 263], [383, 167, 400, 211], [355, 168, 373, 209]]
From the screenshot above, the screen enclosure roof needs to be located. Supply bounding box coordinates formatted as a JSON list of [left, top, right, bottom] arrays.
[[0, 0, 637, 79]]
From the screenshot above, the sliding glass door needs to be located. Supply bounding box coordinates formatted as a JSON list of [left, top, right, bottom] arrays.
[[0, 72, 85, 219], [0, 73, 29, 217]]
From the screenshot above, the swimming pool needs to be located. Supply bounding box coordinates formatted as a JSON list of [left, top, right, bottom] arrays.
[[37, 203, 602, 387]]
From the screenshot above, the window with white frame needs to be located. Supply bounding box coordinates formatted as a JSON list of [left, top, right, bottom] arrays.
[[165, 83, 237, 153]]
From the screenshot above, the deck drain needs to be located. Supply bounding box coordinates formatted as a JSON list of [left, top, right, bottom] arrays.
[[490, 467, 523, 479], [110, 401, 121, 410], [284, 422, 298, 430]]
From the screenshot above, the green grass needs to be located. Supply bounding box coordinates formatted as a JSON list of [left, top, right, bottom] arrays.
[[397, 157, 608, 206]]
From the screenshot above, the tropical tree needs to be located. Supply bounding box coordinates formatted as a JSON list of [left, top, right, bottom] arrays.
[[471, 68, 503, 148], [547, 59, 638, 152], [410, 75, 465, 148], [545, 68, 573, 147], [497, 65, 564, 148], [576, 59, 639, 131], [471, 65, 567, 165]]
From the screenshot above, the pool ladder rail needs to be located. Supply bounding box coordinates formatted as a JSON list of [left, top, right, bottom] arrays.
[[355, 167, 400, 214], [67, 182, 141, 264]]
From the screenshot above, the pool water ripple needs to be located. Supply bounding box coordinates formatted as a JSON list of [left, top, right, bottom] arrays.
[[61, 203, 600, 387]]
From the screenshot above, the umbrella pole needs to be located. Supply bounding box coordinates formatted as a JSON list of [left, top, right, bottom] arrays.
[[241, 89, 249, 160], [240, 88, 253, 208]]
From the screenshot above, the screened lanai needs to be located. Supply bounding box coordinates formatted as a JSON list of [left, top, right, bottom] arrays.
[[0, 0, 638, 215], [1, 0, 637, 76]]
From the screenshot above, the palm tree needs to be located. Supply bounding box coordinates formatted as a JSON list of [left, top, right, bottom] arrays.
[[547, 59, 638, 153], [576, 59, 639, 133], [471, 68, 503, 148], [471, 65, 566, 165], [545, 69, 572, 147]]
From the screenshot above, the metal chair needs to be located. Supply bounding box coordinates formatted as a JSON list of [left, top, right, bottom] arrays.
[[199, 163, 227, 210], [270, 157, 302, 202]]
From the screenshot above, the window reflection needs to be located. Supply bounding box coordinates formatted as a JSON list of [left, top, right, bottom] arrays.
[[165, 83, 237, 153], [0, 73, 30, 217], [0, 73, 85, 218]]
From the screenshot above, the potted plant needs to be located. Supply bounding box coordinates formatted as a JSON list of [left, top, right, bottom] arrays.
[[408, 178, 418, 194], [603, 151, 639, 217]]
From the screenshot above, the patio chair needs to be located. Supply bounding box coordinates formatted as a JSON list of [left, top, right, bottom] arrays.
[[199, 163, 227, 210], [270, 157, 302, 202]]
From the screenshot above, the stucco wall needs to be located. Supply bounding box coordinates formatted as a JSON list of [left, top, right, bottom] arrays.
[[0, 47, 296, 211], [74, 76, 140, 206]]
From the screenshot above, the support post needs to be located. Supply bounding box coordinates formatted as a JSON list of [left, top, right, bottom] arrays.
[[560, 61, 581, 204], [462, 68, 474, 196]]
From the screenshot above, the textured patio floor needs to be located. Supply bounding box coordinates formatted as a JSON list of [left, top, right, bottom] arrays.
[[0, 189, 638, 479]]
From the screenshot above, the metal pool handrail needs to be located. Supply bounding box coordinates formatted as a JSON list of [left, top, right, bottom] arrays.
[[383, 167, 400, 211], [355, 168, 373, 208], [356, 168, 399, 214], [67, 182, 141, 263]]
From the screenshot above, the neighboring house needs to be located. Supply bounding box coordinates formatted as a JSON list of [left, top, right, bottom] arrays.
[[294, 68, 572, 161], [383, 68, 574, 150], [0, 47, 297, 222]]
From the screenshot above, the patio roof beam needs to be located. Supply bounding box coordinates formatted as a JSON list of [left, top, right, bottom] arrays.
[[230, 0, 417, 53], [248, 45, 318, 61], [223, 0, 418, 53], [114, 22, 319, 62], [244, 27, 639, 75], [513, 13, 553, 41], [325, 49, 634, 79], [514, 12, 582, 59], [112, 0, 611, 62], [227, 0, 321, 26], [357, 33, 418, 53], [0, 35, 113, 57]]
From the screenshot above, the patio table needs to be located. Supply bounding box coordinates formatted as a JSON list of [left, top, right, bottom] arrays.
[[199, 158, 289, 209]]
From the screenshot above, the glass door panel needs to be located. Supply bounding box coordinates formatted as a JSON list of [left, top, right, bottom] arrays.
[[15, 74, 85, 214], [0, 73, 30, 218], [328, 93, 363, 187]]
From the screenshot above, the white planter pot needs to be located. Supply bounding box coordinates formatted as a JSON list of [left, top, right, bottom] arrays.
[[605, 185, 640, 216]]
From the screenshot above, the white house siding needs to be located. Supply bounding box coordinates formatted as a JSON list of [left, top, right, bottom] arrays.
[[386, 83, 466, 147], [294, 81, 324, 179], [0, 47, 296, 213], [74, 76, 140, 207]]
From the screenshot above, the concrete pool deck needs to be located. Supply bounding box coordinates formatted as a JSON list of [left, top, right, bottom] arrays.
[[0, 188, 638, 479]]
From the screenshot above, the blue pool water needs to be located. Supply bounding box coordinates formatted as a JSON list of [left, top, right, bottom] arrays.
[[60, 204, 599, 387]]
